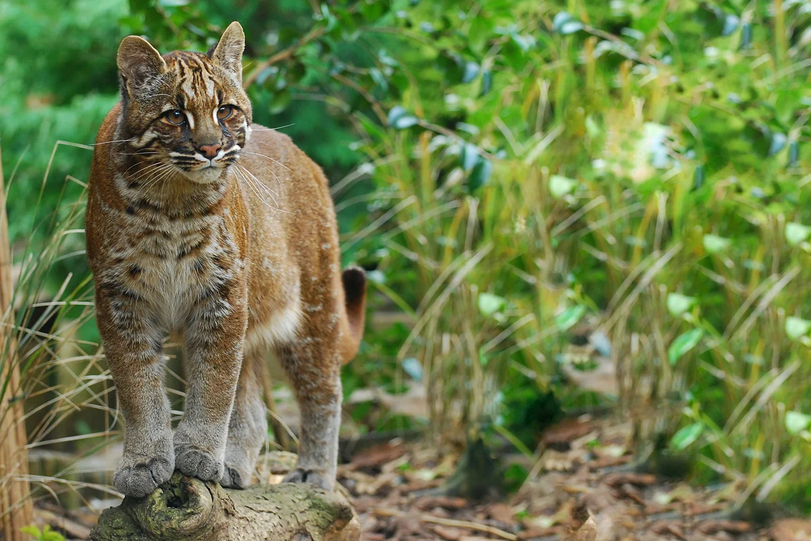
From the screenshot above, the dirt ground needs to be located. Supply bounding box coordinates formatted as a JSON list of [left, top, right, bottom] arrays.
[[32, 416, 811, 540]]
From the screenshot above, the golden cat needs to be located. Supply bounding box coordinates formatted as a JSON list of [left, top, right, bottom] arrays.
[[85, 22, 366, 497]]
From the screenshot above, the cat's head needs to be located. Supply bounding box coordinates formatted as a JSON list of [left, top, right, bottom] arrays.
[[116, 22, 252, 184]]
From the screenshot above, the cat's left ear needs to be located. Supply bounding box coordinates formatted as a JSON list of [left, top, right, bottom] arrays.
[[209, 22, 245, 83]]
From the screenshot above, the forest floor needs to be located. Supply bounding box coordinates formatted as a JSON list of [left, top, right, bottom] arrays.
[[33, 415, 811, 541], [347, 416, 805, 541]]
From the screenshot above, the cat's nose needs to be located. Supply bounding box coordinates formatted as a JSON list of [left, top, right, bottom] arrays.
[[199, 144, 221, 159]]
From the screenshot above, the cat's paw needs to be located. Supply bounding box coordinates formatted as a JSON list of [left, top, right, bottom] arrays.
[[174, 444, 224, 482], [220, 463, 251, 489], [114, 453, 174, 498], [282, 468, 333, 491]]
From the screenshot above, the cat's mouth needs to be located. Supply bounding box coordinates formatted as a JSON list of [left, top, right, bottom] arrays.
[[169, 153, 238, 184], [182, 162, 230, 184]]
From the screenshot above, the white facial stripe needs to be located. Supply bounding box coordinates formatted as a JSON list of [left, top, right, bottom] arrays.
[[185, 110, 195, 130], [181, 77, 196, 99], [213, 108, 219, 124], [133, 130, 156, 148], [192, 153, 209, 163], [204, 75, 215, 99]]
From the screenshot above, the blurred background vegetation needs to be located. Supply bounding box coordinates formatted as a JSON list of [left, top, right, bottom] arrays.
[[3, 0, 811, 518]]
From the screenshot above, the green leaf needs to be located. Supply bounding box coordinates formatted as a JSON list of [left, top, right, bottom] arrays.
[[462, 61, 479, 83], [671, 423, 704, 450], [722, 14, 739, 36], [668, 329, 704, 364], [269, 89, 291, 114], [786, 411, 811, 435], [511, 33, 533, 51], [585, 115, 601, 139], [394, 115, 418, 129], [553, 12, 584, 35], [402, 357, 423, 382], [468, 157, 493, 191], [478, 292, 506, 317], [21, 526, 42, 539], [770, 132, 787, 156], [786, 223, 811, 246], [702, 234, 731, 254], [460, 142, 480, 171], [785, 317, 811, 340], [790, 140, 800, 166], [387, 106, 418, 129], [693, 165, 705, 190], [555, 305, 586, 331], [667, 293, 695, 317], [549, 175, 576, 198], [480, 70, 492, 96]]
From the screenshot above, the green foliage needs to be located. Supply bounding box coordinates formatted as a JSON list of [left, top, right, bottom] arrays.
[[21, 524, 66, 541]]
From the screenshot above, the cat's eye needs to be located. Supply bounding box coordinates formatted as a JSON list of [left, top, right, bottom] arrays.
[[217, 105, 234, 120], [164, 109, 187, 125]]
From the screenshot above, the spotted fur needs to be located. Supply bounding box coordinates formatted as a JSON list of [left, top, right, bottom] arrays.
[[86, 22, 366, 498]]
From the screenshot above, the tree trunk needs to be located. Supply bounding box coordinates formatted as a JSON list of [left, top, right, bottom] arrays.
[[90, 471, 361, 541], [0, 140, 33, 541]]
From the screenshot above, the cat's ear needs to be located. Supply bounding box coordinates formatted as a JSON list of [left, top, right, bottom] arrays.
[[209, 22, 245, 82], [117, 36, 167, 91]]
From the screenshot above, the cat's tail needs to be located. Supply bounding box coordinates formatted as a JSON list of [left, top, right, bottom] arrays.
[[339, 266, 366, 363]]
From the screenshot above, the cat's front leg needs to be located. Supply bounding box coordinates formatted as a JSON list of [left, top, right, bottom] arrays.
[[96, 289, 174, 498], [174, 280, 248, 483]]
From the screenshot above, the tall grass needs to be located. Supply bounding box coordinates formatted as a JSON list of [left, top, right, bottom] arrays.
[[0, 140, 123, 525]]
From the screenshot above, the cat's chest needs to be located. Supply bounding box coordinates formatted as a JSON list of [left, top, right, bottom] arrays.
[[122, 214, 240, 328]]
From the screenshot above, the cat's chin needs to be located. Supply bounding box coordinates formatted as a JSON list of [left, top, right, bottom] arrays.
[[183, 166, 226, 185]]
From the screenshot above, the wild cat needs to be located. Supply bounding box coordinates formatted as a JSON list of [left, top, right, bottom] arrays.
[[85, 22, 366, 497]]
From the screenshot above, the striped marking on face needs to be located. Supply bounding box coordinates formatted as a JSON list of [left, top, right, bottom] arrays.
[[173, 53, 219, 105]]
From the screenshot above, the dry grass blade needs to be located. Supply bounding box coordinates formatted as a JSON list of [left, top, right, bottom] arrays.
[[372, 508, 517, 541]]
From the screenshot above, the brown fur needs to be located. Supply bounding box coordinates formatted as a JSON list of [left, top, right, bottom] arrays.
[[86, 23, 365, 497]]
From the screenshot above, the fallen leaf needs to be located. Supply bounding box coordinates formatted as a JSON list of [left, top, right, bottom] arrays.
[[696, 519, 751, 534], [541, 418, 595, 449], [414, 496, 469, 511], [432, 525, 463, 540], [649, 520, 687, 540], [347, 442, 406, 470], [772, 518, 811, 541], [603, 472, 656, 488]]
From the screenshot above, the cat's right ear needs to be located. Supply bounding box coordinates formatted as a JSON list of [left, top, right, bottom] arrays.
[[117, 36, 167, 92]]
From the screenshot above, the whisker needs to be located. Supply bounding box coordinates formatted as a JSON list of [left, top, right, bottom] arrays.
[[237, 158, 284, 197], [241, 151, 291, 172], [139, 166, 176, 195], [234, 166, 291, 215], [126, 162, 166, 182], [91, 137, 138, 146], [235, 167, 276, 214], [134, 164, 175, 193], [251, 123, 294, 132], [237, 164, 279, 198], [237, 165, 287, 215], [122, 157, 163, 176]]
